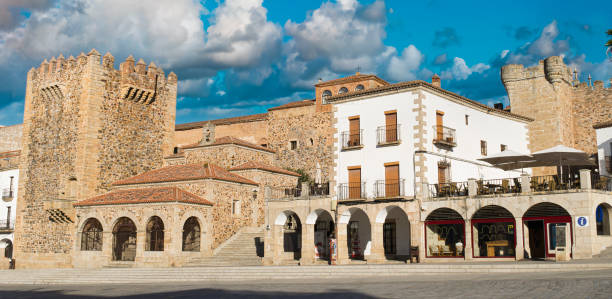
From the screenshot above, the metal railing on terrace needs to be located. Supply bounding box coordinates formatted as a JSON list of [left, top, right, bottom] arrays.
[[428, 182, 468, 198], [476, 178, 521, 195], [338, 182, 366, 201], [310, 182, 330, 196], [530, 175, 579, 192], [341, 130, 364, 149], [592, 173, 612, 191], [374, 179, 405, 198], [432, 125, 456, 147], [268, 186, 301, 200], [376, 125, 401, 145], [267, 182, 330, 200]]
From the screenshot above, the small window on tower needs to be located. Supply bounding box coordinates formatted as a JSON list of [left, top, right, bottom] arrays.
[[173, 147, 179, 154], [290, 140, 298, 150], [310, 138, 314, 146]]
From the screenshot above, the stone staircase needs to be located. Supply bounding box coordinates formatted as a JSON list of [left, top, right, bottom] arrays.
[[186, 226, 264, 267]]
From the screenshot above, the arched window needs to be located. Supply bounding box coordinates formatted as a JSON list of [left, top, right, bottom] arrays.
[[182, 217, 201, 252], [81, 218, 103, 251], [322, 90, 332, 99], [146, 216, 164, 251], [338, 87, 348, 94], [355, 84, 364, 91], [596, 204, 611, 236], [112, 217, 137, 261]]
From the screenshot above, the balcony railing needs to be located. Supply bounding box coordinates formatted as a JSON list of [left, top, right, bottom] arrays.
[[476, 178, 521, 195], [530, 175, 579, 192], [341, 130, 364, 149], [374, 179, 405, 198], [606, 156, 612, 173], [0, 219, 14, 232], [428, 182, 468, 198], [338, 182, 366, 200], [268, 186, 302, 200], [376, 125, 401, 145], [310, 182, 330, 196], [432, 125, 456, 147], [592, 173, 612, 191], [2, 189, 13, 201]]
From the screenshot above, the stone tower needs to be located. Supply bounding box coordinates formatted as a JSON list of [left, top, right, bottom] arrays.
[[13, 50, 177, 268], [501, 56, 612, 175]]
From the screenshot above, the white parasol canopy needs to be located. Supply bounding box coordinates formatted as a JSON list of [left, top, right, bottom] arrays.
[[531, 145, 589, 161], [478, 150, 532, 165]]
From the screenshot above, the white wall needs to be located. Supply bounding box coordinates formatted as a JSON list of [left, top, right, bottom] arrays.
[[0, 168, 18, 244], [333, 87, 530, 198], [596, 127, 612, 176]]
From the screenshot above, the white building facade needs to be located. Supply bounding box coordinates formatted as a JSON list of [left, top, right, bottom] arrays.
[[595, 121, 612, 178], [0, 150, 19, 263], [331, 81, 531, 201]]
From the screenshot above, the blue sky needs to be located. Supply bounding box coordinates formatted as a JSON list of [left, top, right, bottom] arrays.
[[0, 0, 610, 126]]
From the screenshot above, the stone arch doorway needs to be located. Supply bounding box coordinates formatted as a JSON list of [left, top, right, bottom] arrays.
[[343, 208, 371, 260], [182, 217, 201, 252], [596, 203, 611, 236], [112, 217, 137, 261], [275, 211, 302, 260], [471, 205, 515, 258], [146, 216, 164, 251], [307, 209, 334, 261], [523, 202, 571, 259], [376, 206, 410, 261], [81, 218, 103, 251], [1, 239, 12, 259], [425, 208, 465, 258]]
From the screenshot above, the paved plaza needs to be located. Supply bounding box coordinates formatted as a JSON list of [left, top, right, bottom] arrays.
[[1, 268, 612, 298]]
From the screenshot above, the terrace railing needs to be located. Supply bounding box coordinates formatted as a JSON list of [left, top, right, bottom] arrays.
[[530, 175, 579, 192], [376, 125, 401, 145], [374, 179, 405, 198], [310, 182, 330, 196], [476, 178, 521, 195], [592, 173, 612, 191], [428, 181, 468, 199]]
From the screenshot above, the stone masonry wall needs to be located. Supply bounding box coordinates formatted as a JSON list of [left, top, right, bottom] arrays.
[[0, 124, 22, 153], [572, 83, 612, 154], [183, 145, 275, 169], [266, 105, 334, 182]]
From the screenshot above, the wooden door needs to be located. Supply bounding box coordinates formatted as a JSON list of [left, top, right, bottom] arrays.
[[385, 112, 397, 142], [436, 111, 444, 140], [349, 117, 360, 146], [385, 163, 399, 197], [438, 164, 447, 184], [348, 167, 361, 199]]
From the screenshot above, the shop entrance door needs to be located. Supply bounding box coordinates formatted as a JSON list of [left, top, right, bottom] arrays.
[[383, 221, 396, 255], [348, 221, 362, 259], [527, 220, 545, 259]]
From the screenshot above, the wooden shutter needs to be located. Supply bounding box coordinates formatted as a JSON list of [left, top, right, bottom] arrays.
[[385, 111, 397, 142], [349, 116, 360, 146], [385, 163, 399, 197], [436, 111, 444, 140], [348, 167, 361, 199], [438, 164, 447, 184]]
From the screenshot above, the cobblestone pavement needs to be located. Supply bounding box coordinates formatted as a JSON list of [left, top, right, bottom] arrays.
[[2, 269, 611, 298]]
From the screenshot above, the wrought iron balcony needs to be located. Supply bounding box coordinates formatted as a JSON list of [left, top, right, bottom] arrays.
[[0, 219, 14, 232], [338, 182, 366, 201], [1, 189, 13, 201], [432, 125, 456, 147], [341, 130, 364, 150], [376, 124, 401, 145], [374, 179, 405, 198]]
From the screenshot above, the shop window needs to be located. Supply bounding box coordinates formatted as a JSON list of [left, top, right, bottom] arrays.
[[146, 216, 164, 251], [81, 218, 103, 251], [481, 140, 487, 156], [425, 208, 464, 258]]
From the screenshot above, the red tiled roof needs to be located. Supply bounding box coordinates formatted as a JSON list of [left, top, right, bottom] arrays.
[[325, 80, 533, 122], [0, 150, 20, 159], [268, 99, 315, 111], [315, 73, 389, 87], [175, 113, 268, 131], [181, 136, 275, 153], [112, 163, 258, 186], [229, 161, 300, 177], [594, 120, 612, 129], [74, 186, 213, 207]]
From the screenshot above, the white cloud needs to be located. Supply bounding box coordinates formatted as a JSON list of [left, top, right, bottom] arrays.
[[386, 45, 424, 81], [441, 57, 490, 80]]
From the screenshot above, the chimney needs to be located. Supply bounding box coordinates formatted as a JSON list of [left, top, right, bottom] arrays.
[[493, 103, 504, 110], [431, 74, 441, 88]]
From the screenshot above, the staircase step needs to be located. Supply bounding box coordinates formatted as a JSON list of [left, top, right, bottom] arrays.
[[186, 227, 265, 267]]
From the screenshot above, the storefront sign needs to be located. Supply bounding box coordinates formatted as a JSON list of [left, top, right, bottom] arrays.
[[576, 216, 589, 227]]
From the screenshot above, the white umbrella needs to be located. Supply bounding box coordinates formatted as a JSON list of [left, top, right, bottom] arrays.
[[478, 150, 532, 165], [531, 145, 593, 182]]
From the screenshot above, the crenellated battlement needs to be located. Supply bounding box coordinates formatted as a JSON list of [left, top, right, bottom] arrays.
[[29, 49, 177, 105], [501, 56, 573, 86]]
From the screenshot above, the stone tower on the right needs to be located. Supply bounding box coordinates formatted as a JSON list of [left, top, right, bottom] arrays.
[[501, 56, 612, 175]]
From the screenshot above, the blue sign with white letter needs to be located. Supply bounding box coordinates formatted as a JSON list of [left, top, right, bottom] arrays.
[[577, 216, 588, 227]]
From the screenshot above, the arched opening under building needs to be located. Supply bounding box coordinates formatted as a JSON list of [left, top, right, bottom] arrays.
[[1, 239, 12, 259], [182, 217, 201, 252], [112, 217, 137, 261], [523, 202, 571, 259], [596, 203, 611, 236], [308, 209, 334, 261], [277, 211, 302, 260], [425, 208, 464, 258], [344, 208, 371, 260], [146, 216, 164, 251], [471, 205, 515, 258], [81, 218, 103, 251], [376, 206, 411, 261]]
